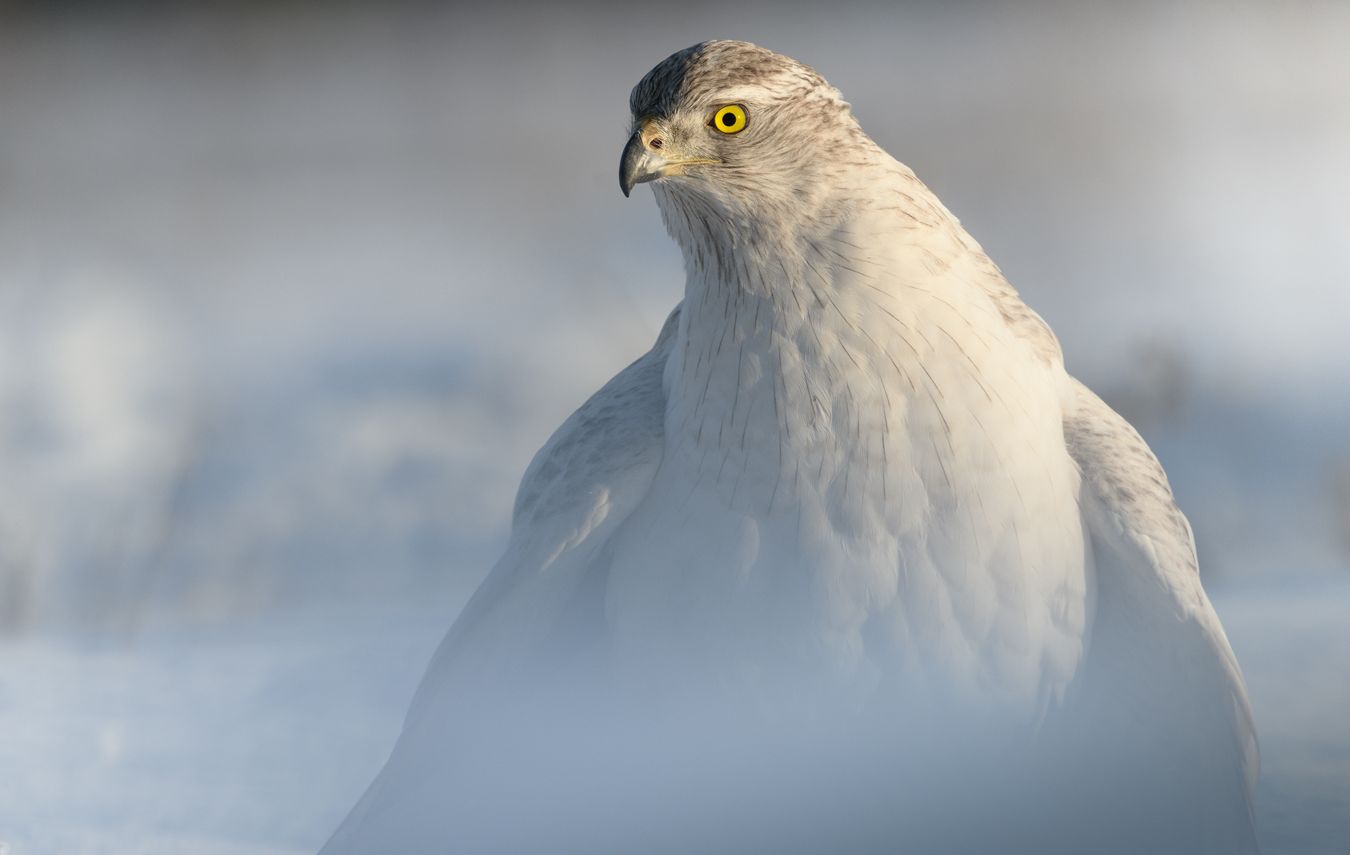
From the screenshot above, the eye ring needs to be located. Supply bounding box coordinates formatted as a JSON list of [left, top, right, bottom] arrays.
[[710, 104, 748, 134]]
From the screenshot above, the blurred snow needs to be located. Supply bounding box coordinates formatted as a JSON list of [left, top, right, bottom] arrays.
[[0, 2, 1346, 853]]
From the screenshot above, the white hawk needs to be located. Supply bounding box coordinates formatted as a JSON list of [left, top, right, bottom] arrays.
[[321, 41, 1258, 855]]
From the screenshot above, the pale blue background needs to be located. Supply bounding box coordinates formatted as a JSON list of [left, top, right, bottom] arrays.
[[0, 2, 1346, 852]]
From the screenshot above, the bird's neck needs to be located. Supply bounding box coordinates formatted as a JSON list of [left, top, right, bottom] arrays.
[[655, 175, 974, 516]]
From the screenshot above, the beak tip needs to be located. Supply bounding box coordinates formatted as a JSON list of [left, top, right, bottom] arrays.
[[620, 131, 647, 200]]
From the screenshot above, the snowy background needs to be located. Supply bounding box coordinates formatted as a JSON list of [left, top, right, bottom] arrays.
[[0, 2, 1347, 852]]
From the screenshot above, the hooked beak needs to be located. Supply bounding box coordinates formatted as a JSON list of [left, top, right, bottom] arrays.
[[619, 130, 659, 198], [620, 119, 719, 197]]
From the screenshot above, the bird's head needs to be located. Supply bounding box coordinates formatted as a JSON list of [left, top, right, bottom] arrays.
[[620, 41, 871, 222]]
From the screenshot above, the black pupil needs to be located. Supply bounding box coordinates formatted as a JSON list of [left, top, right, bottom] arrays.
[[721, 112, 735, 126]]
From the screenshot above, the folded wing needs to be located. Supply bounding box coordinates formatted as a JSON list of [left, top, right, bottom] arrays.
[[319, 309, 679, 855], [1063, 378, 1259, 853]]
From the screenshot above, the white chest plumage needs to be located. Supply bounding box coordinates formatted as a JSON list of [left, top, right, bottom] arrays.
[[605, 194, 1090, 721]]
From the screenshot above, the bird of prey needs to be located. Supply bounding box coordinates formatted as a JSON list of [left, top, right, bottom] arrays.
[[321, 41, 1258, 855]]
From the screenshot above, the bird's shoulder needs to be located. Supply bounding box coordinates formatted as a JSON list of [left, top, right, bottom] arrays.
[[1063, 377, 1203, 598], [511, 305, 679, 533], [414, 305, 680, 685]]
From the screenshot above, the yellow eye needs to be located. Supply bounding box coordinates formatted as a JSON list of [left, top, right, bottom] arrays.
[[711, 104, 748, 134]]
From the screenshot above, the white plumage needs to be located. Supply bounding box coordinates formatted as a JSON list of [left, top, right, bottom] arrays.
[[322, 40, 1257, 854]]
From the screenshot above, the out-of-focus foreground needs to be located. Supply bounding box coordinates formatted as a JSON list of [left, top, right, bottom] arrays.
[[0, 3, 1346, 853]]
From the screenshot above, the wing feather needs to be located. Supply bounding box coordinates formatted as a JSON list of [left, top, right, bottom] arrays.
[[319, 307, 679, 854], [1064, 378, 1259, 851]]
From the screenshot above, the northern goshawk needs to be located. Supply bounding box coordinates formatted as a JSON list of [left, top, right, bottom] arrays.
[[322, 40, 1258, 855]]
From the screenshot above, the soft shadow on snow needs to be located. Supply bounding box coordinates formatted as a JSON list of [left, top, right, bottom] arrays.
[[1, 587, 1347, 854]]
